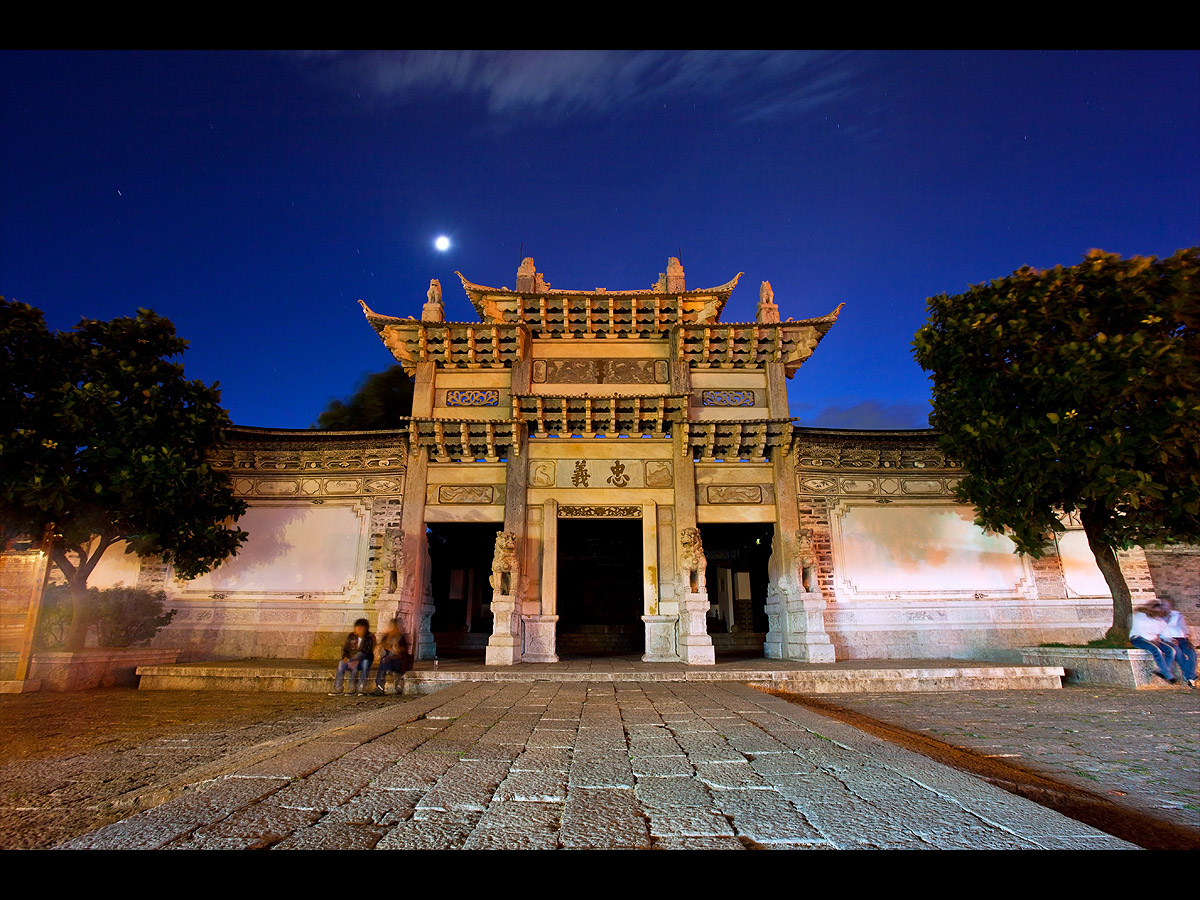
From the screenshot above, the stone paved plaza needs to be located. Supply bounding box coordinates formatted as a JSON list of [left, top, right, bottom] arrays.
[[818, 687, 1200, 835], [54, 682, 1132, 850]]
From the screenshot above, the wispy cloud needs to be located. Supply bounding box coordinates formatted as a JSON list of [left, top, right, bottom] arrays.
[[298, 50, 867, 124], [800, 400, 930, 430]]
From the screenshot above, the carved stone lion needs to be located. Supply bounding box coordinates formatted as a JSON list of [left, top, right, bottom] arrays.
[[679, 527, 707, 594], [796, 528, 816, 592], [490, 530, 519, 596], [381, 527, 405, 594]]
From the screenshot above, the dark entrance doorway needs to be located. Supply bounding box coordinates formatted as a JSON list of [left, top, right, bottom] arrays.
[[699, 523, 772, 657], [556, 518, 642, 656], [428, 522, 496, 658]]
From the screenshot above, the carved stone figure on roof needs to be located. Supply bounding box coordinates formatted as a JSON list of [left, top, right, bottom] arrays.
[[757, 280, 780, 323], [422, 279, 444, 323], [515, 257, 550, 293]]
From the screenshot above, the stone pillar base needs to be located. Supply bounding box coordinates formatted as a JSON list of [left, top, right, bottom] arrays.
[[375, 594, 401, 633], [521, 614, 559, 663], [416, 603, 437, 661], [785, 591, 836, 663], [677, 593, 715, 665], [485, 595, 521, 666], [765, 591, 835, 662], [642, 615, 679, 662]]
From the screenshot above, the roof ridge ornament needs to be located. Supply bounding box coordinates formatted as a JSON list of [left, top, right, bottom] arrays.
[[515, 257, 550, 294], [757, 280, 780, 324], [422, 279, 444, 323], [652, 256, 686, 293]]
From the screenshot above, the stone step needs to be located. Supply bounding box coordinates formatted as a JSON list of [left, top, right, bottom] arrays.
[[136, 658, 1066, 695]]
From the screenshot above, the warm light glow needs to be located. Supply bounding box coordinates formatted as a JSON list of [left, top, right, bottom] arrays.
[[434, 235, 450, 251]]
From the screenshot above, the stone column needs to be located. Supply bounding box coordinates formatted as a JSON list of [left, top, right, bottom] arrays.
[[640, 500, 679, 662], [486, 423, 528, 666], [674, 434, 715, 664], [765, 361, 835, 663], [400, 360, 437, 661], [523, 498, 559, 662]]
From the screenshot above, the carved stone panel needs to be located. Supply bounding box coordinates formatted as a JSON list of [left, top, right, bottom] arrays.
[[556, 459, 644, 489], [532, 358, 668, 385], [798, 476, 837, 493], [256, 479, 300, 495], [365, 477, 404, 493], [437, 485, 495, 504], [701, 389, 755, 407], [445, 388, 500, 407], [706, 485, 763, 504], [559, 505, 642, 518], [529, 461, 556, 486], [644, 460, 673, 487]]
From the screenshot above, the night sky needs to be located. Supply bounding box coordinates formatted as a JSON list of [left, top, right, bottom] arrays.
[[2, 51, 1197, 430]]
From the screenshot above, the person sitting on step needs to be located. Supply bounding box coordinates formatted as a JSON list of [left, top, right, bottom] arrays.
[[1159, 599, 1197, 689], [372, 618, 410, 695], [331, 618, 375, 696]]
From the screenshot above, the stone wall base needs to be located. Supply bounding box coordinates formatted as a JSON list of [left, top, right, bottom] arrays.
[[825, 598, 1112, 662], [0, 649, 179, 691]]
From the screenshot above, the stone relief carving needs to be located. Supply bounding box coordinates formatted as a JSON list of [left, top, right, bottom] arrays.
[[437, 485, 495, 504], [571, 460, 590, 487], [364, 477, 403, 493], [446, 389, 499, 407], [558, 505, 642, 518], [489, 531, 519, 596], [256, 480, 300, 495], [798, 476, 837, 493], [531, 359, 668, 385], [706, 485, 763, 504], [381, 527, 405, 594], [793, 441, 958, 473], [644, 460, 673, 487], [529, 461, 556, 486], [701, 389, 755, 407], [679, 527, 707, 594], [209, 445, 409, 473]]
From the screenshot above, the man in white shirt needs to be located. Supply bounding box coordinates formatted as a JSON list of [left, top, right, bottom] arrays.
[[1129, 603, 1177, 684]]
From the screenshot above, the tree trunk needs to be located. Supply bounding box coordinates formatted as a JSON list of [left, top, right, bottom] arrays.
[[1079, 504, 1133, 641], [64, 577, 92, 652], [53, 536, 114, 652]]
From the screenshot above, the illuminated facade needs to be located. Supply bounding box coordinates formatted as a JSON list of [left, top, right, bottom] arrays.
[[116, 258, 1169, 664]]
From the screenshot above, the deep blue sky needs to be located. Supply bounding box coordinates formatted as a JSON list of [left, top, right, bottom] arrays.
[[3, 51, 1197, 429]]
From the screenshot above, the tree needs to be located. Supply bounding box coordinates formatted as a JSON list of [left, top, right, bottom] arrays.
[[314, 365, 414, 430], [1, 299, 248, 650], [912, 248, 1200, 638]]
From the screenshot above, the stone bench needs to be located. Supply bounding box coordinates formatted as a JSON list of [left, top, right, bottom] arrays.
[[1019, 646, 1180, 688]]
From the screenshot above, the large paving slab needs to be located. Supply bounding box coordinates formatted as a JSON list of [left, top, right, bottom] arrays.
[[62, 681, 1133, 850]]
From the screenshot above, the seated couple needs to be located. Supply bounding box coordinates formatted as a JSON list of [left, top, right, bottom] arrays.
[[330, 618, 410, 696]]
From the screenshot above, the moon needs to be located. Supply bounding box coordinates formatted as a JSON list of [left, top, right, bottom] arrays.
[[434, 235, 451, 252]]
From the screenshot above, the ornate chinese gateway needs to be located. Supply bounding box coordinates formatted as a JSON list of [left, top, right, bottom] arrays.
[[110, 258, 1170, 665]]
